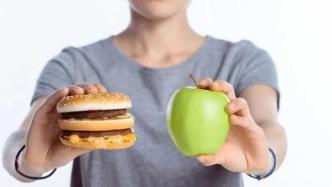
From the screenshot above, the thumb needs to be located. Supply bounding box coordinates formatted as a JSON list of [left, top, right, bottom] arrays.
[[196, 154, 219, 166]]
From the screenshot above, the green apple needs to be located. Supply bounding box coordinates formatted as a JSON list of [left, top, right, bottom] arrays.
[[167, 87, 230, 156]]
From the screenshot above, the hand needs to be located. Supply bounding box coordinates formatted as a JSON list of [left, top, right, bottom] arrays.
[[195, 78, 271, 174], [23, 83, 108, 173]]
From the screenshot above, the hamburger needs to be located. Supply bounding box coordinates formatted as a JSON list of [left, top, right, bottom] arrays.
[[56, 92, 136, 150]]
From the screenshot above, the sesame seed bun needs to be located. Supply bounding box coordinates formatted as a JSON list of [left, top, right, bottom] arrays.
[[56, 92, 131, 113], [56, 92, 136, 150]]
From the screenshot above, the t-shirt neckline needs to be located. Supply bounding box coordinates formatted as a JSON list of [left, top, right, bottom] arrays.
[[106, 35, 212, 75]]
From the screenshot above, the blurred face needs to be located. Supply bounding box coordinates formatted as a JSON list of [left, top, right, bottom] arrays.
[[129, 0, 189, 20]]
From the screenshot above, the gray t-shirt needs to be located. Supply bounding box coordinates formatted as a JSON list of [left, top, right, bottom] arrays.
[[31, 35, 279, 187]]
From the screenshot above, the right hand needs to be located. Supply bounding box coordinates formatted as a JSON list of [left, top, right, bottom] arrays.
[[22, 83, 108, 173]]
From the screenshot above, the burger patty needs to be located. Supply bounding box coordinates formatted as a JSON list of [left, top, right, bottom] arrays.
[[62, 129, 132, 138], [61, 109, 127, 119]]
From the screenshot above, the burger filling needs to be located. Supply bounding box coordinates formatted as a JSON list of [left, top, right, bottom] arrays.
[[63, 129, 131, 137], [60, 109, 133, 144], [61, 129, 134, 143], [61, 109, 127, 119]]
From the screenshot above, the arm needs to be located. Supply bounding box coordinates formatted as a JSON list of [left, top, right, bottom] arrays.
[[2, 83, 107, 182], [196, 78, 287, 176], [2, 97, 46, 182], [240, 84, 287, 171]]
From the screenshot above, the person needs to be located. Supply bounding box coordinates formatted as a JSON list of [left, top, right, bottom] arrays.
[[2, 0, 287, 186]]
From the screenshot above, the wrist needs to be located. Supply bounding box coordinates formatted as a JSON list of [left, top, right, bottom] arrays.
[[247, 147, 277, 180], [15, 145, 57, 180], [19, 150, 45, 177], [248, 148, 273, 175]]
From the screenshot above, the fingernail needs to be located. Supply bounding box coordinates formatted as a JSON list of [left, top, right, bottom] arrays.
[[198, 158, 205, 163], [60, 87, 68, 92]]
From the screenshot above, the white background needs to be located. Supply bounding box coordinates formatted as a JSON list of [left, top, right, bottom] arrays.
[[1, 0, 332, 186]]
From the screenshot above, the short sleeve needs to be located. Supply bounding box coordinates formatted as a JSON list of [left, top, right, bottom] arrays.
[[30, 48, 76, 105], [235, 41, 280, 109]]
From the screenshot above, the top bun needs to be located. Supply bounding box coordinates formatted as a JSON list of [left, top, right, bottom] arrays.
[[56, 93, 132, 113]]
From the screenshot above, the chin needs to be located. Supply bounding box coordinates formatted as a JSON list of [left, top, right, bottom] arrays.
[[129, 0, 188, 20]]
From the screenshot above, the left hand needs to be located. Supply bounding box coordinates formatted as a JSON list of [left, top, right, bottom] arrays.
[[195, 78, 271, 174]]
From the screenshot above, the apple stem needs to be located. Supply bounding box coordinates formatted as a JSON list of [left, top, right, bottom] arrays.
[[189, 74, 199, 88]]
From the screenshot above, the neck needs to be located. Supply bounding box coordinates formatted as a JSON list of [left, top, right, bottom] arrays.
[[115, 9, 203, 56]]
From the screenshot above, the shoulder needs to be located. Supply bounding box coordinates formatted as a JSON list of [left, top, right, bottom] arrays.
[[56, 36, 113, 62], [207, 36, 269, 59], [42, 37, 113, 78], [207, 36, 273, 70]]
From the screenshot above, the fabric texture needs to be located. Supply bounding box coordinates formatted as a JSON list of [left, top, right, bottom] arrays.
[[31, 35, 279, 187]]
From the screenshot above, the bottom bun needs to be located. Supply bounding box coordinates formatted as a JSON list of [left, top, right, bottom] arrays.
[[59, 133, 136, 150]]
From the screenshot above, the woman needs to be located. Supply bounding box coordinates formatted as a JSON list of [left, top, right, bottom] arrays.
[[3, 0, 287, 186]]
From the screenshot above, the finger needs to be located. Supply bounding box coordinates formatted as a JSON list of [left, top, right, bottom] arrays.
[[75, 83, 99, 94], [215, 80, 236, 100], [196, 155, 219, 166], [209, 80, 236, 101], [230, 115, 247, 127], [198, 77, 213, 89], [95, 83, 108, 93], [69, 147, 93, 158], [68, 85, 84, 95], [229, 114, 260, 132], [226, 98, 249, 116], [42, 88, 69, 112]]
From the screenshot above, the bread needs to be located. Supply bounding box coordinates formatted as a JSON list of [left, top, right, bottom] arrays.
[[56, 92, 136, 150], [56, 93, 132, 113], [58, 113, 134, 131]]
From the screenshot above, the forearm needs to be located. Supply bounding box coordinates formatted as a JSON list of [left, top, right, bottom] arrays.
[[2, 129, 35, 182], [259, 122, 287, 170], [2, 100, 45, 182]]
